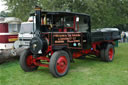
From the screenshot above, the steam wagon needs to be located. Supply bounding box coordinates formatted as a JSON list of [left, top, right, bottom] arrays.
[[19, 7, 120, 77], [0, 17, 21, 59]]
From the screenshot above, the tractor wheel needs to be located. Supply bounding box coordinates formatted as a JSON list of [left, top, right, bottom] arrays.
[[19, 49, 38, 72], [100, 44, 115, 62], [49, 50, 70, 77]]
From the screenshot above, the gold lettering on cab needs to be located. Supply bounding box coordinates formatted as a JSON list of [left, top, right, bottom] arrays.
[[53, 33, 81, 44]]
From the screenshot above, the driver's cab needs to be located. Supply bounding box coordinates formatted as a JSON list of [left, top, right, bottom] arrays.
[[40, 12, 90, 33]]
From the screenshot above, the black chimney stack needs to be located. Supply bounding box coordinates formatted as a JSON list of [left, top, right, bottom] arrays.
[[35, 6, 42, 36]]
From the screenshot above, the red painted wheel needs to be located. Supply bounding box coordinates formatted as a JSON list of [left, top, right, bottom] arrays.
[[20, 49, 38, 72], [108, 48, 113, 60], [100, 44, 115, 62], [49, 50, 70, 77], [56, 56, 68, 74], [26, 55, 36, 68]]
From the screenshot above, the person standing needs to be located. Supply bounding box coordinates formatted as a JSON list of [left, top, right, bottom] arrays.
[[123, 32, 126, 43], [121, 32, 123, 43]]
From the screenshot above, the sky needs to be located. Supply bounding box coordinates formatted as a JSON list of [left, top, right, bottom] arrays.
[[0, 0, 7, 12]]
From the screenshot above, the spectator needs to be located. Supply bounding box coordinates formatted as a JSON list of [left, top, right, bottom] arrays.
[[123, 32, 126, 43], [121, 32, 123, 43], [127, 35, 128, 42]]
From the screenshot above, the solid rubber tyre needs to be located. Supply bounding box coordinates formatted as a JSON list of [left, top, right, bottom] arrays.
[[100, 44, 115, 62], [100, 49, 105, 61], [49, 50, 70, 77], [19, 49, 38, 72]]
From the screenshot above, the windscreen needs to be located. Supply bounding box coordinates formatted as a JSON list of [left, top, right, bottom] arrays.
[[64, 16, 74, 28], [8, 24, 21, 33], [20, 23, 36, 33]]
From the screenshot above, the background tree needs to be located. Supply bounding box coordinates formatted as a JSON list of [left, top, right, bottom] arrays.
[[3, 0, 128, 30], [3, 0, 38, 21], [0, 11, 8, 17]]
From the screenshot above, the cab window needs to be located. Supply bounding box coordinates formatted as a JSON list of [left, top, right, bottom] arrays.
[[78, 16, 89, 32], [8, 24, 21, 33]]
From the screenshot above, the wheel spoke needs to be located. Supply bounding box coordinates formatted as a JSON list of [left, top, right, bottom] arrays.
[[26, 55, 36, 68], [56, 56, 68, 74]]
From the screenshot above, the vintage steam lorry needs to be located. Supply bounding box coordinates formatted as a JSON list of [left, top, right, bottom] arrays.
[[19, 7, 120, 77]]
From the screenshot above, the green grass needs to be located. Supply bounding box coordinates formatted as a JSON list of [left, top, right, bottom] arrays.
[[0, 43, 128, 85]]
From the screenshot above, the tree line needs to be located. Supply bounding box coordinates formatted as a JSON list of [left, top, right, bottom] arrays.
[[2, 0, 128, 30]]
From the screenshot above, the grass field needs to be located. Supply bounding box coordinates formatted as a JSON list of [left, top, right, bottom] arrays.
[[0, 43, 128, 85]]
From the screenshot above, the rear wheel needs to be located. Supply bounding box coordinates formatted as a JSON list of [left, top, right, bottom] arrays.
[[100, 44, 115, 62], [20, 49, 38, 72], [49, 50, 70, 77]]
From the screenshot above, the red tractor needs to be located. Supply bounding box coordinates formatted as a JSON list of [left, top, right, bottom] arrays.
[[19, 7, 120, 77]]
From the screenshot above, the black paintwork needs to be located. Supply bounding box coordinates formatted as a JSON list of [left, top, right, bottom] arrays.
[[31, 7, 120, 53], [91, 31, 121, 42]]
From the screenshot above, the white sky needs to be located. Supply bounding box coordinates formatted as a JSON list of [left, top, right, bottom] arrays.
[[0, 0, 7, 12]]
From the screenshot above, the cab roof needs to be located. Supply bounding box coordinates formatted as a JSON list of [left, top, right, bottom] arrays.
[[31, 11, 90, 17]]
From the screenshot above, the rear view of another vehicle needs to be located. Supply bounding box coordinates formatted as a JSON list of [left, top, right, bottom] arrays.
[[0, 17, 21, 63]]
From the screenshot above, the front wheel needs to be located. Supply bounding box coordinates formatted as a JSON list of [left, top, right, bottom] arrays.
[[19, 49, 38, 72], [49, 50, 70, 77]]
